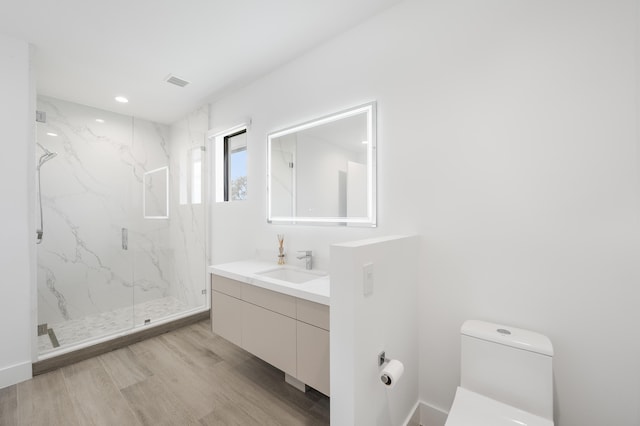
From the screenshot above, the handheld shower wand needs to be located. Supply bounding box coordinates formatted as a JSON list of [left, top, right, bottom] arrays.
[[36, 143, 57, 244]]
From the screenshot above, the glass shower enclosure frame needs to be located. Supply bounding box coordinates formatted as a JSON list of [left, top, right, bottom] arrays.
[[35, 96, 209, 358]]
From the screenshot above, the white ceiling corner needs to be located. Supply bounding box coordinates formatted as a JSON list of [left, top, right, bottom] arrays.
[[0, 0, 403, 124]]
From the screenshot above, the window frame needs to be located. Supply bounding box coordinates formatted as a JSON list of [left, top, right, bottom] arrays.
[[223, 129, 247, 202], [210, 123, 249, 203]]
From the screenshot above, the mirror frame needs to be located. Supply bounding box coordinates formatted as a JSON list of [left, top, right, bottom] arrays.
[[267, 101, 377, 226]]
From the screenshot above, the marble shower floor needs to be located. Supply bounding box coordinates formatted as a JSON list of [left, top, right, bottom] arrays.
[[38, 297, 196, 354]]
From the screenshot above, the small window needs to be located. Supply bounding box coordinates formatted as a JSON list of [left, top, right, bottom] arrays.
[[213, 125, 248, 202], [224, 130, 247, 201]]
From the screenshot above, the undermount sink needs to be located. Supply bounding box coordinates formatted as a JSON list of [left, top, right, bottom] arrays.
[[256, 267, 326, 284]]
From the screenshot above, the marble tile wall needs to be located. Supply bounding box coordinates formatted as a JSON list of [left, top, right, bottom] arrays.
[[36, 96, 207, 339], [167, 106, 209, 308]]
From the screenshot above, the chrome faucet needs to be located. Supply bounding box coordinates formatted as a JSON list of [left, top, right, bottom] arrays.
[[296, 250, 313, 270]]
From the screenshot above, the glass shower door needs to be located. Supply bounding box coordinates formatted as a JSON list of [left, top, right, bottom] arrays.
[[130, 117, 209, 327], [36, 98, 210, 356], [36, 96, 135, 355]]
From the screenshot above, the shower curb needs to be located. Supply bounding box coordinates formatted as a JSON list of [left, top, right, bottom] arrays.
[[32, 310, 210, 376]]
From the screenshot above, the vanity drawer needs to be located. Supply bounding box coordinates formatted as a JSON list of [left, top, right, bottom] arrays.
[[297, 299, 330, 331], [242, 285, 296, 318], [242, 302, 297, 377], [211, 290, 243, 347], [211, 275, 243, 298], [297, 321, 330, 396]]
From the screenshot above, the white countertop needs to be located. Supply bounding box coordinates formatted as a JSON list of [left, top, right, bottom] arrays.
[[208, 260, 330, 306]]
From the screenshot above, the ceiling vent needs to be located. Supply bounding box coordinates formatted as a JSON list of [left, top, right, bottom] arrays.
[[165, 74, 190, 88]]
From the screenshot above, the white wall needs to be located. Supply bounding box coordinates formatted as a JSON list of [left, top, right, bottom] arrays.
[[209, 1, 640, 425], [0, 33, 33, 388], [331, 235, 419, 425]]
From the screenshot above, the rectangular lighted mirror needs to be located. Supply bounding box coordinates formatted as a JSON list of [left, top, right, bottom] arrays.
[[143, 166, 169, 219], [267, 102, 376, 226]]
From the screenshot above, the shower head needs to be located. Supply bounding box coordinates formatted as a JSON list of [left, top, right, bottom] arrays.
[[40, 151, 57, 162], [37, 143, 58, 170]]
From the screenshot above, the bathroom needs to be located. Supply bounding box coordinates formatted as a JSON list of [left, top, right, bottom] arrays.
[[2, 0, 640, 425]]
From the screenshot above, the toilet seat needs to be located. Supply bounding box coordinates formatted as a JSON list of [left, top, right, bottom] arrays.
[[445, 387, 554, 426]]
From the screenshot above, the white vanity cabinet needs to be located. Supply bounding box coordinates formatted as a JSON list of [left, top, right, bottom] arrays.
[[211, 274, 330, 396], [211, 291, 243, 347], [296, 299, 330, 395], [241, 291, 297, 377], [211, 275, 244, 346]]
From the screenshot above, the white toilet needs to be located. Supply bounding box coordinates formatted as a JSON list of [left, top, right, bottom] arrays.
[[445, 320, 554, 426]]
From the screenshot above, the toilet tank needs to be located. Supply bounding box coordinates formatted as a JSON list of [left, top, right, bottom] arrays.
[[460, 320, 554, 420]]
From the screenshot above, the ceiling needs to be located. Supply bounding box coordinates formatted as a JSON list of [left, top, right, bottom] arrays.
[[0, 0, 402, 124]]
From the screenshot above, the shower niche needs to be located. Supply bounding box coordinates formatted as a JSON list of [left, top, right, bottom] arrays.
[[35, 96, 209, 356], [143, 166, 169, 219]]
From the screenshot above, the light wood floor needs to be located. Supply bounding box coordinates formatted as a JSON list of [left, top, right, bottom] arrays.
[[0, 320, 330, 425]]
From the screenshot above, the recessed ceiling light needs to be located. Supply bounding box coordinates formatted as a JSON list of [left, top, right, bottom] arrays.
[[96, 118, 105, 123], [47, 132, 58, 137], [115, 96, 129, 103], [361, 140, 368, 144]]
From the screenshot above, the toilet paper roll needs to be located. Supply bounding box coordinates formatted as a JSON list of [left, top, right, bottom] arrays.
[[380, 359, 404, 388]]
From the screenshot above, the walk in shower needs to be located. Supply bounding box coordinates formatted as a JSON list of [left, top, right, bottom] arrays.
[[35, 96, 209, 357]]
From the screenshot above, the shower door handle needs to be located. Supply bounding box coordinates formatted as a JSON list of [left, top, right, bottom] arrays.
[[121, 228, 128, 250]]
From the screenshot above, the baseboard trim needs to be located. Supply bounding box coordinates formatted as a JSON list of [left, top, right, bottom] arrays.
[[418, 400, 449, 426], [0, 360, 32, 389], [403, 400, 422, 426], [32, 310, 210, 375]]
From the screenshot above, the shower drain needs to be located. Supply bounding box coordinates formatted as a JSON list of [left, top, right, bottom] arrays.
[[47, 329, 60, 348]]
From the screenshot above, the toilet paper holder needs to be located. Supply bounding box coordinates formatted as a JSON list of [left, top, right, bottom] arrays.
[[378, 351, 405, 387], [378, 351, 389, 367]]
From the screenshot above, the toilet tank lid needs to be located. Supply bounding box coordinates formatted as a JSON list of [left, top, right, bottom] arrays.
[[461, 320, 553, 356]]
